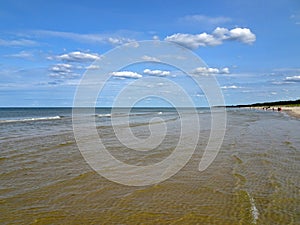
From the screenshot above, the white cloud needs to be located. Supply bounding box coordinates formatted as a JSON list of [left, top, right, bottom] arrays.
[[221, 85, 240, 89], [180, 15, 232, 25], [111, 71, 142, 79], [212, 27, 230, 39], [194, 67, 219, 74], [107, 37, 135, 45], [31, 30, 135, 46], [124, 41, 140, 48], [0, 38, 37, 46], [50, 63, 72, 73], [143, 69, 170, 76], [221, 67, 230, 74], [142, 55, 161, 62], [228, 28, 256, 44], [164, 27, 256, 49], [85, 64, 100, 70], [47, 52, 102, 80], [290, 13, 300, 25], [51, 51, 101, 62], [6, 51, 33, 59], [272, 81, 295, 85], [192, 67, 230, 75], [160, 54, 186, 61], [285, 75, 300, 82], [274, 68, 300, 72], [48, 63, 80, 79], [49, 73, 80, 79], [165, 33, 220, 49]]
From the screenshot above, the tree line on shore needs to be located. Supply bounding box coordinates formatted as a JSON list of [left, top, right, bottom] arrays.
[[227, 99, 300, 108]]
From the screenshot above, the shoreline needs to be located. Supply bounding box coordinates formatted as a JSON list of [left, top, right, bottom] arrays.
[[246, 106, 300, 119], [281, 106, 300, 118]]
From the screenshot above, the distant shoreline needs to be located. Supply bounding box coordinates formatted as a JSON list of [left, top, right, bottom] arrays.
[[280, 107, 300, 118], [227, 99, 300, 119], [0, 99, 299, 118], [249, 106, 300, 119]]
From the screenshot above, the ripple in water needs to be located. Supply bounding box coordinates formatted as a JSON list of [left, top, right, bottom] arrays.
[[0, 108, 299, 224]]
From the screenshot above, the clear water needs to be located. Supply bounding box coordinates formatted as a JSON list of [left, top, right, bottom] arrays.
[[0, 108, 299, 224]]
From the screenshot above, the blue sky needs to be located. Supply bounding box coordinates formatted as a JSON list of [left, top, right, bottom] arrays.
[[0, 0, 299, 107]]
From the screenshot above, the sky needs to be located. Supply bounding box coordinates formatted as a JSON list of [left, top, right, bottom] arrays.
[[0, 0, 299, 107]]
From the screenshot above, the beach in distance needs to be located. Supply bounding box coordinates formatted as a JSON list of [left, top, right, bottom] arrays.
[[0, 107, 299, 224], [231, 99, 300, 118], [265, 106, 300, 118], [250, 106, 300, 119], [235, 106, 300, 119]]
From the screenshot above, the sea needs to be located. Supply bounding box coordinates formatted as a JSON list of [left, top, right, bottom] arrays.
[[0, 107, 299, 224]]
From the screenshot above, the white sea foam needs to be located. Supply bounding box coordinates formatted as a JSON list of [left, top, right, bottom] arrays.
[[96, 113, 112, 117], [0, 116, 61, 123]]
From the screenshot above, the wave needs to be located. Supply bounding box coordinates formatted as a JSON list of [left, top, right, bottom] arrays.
[[95, 113, 112, 118], [0, 116, 62, 123], [96, 112, 163, 118]]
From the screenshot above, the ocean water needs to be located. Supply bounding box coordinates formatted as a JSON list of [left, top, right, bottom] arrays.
[[0, 108, 299, 224]]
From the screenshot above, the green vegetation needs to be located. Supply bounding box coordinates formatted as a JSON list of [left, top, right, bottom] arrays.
[[228, 99, 300, 108]]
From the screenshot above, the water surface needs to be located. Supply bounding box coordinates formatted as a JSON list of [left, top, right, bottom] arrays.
[[0, 108, 299, 224]]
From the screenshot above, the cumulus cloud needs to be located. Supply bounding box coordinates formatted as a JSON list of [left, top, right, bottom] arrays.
[[165, 33, 220, 49], [50, 51, 101, 62], [285, 75, 300, 82], [212, 27, 230, 39], [221, 67, 230, 74], [143, 69, 170, 76], [165, 27, 256, 49], [192, 67, 230, 75], [107, 37, 135, 45], [50, 63, 72, 73], [111, 71, 142, 79], [49, 63, 79, 79], [47, 51, 102, 80], [228, 28, 256, 44], [194, 67, 219, 74]]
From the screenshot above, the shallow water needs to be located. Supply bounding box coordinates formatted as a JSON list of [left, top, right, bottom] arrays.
[[0, 108, 299, 224]]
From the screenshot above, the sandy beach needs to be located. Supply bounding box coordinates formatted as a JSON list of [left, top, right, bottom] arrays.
[[250, 106, 300, 118], [281, 106, 300, 118]]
